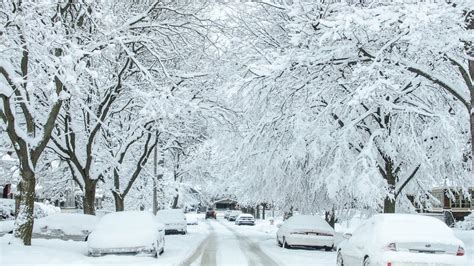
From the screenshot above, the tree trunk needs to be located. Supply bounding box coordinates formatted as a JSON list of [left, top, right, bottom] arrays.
[[83, 180, 97, 215], [13, 168, 36, 245], [256, 204, 260, 219], [383, 159, 396, 213], [113, 191, 124, 212], [262, 204, 266, 220], [172, 193, 179, 209], [325, 210, 336, 229]]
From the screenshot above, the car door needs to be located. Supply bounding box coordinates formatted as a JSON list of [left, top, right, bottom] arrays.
[[343, 222, 369, 265]]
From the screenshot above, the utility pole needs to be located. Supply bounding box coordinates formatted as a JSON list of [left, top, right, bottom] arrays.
[[153, 132, 158, 215]]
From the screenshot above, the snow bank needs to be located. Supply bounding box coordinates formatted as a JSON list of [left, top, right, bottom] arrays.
[[87, 211, 159, 249], [456, 213, 474, 230]]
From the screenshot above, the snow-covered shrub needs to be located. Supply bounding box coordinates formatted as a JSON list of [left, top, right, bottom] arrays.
[[456, 213, 474, 230], [0, 199, 60, 220]]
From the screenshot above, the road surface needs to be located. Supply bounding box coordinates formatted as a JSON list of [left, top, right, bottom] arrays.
[[183, 219, 279, 266]]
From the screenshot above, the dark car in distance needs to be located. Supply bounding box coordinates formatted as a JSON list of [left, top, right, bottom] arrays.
[[205, 208, 216, 219]]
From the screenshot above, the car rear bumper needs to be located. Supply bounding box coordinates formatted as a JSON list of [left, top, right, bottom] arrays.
[[237, 221, 255, 225], [88, 246, 155, 257], [380, 251, 466, 266], [286, 234, 334, 247]]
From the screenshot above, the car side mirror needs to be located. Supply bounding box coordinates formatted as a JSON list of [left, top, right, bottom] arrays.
[[343, 233, 352, 239]]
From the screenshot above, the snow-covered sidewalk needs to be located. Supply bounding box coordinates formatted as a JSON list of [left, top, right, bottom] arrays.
[[0, 217, 210, 266]]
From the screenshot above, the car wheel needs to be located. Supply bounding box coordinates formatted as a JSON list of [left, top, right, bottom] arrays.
[[324, 245, 333, 252], [283, 237, 290, 249], [336, 251, 344, 266], [363, 256, 371, 266]]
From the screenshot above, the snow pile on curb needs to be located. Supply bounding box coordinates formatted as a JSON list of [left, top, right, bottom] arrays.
[[456, 213, 474, 230]]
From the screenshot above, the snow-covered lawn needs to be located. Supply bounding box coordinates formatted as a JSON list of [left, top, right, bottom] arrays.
[[0, 213, 210, 266]]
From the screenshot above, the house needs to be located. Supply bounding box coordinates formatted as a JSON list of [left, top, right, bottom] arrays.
[[421, 187, 473, 221], [212, 198, 238, 210]]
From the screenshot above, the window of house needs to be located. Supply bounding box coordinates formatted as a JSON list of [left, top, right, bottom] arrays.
[[451, 193, 471, 208]]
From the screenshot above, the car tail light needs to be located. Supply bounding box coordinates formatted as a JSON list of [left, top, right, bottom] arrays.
[[387, 263, 392, 266], [384, 243, 397, 251], [456, 246, 465, 256]]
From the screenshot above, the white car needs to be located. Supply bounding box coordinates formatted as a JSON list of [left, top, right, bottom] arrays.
[[33, 213, 99, 241], [186, 213, 199, 225], [87, 211, 165, 257], [235, 213, 255, 226], [156, 209, 187, 234], [277, 215, 335, 250], [337, 214, 466, 266], [228, 210, 242, 221]]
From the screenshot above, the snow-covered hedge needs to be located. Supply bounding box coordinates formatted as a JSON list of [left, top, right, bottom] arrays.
[[0, 199, 60, 220], [456, 213, 474, 230]]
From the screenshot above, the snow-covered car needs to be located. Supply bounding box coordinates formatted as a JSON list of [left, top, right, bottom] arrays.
[[336, 214, 466, 266], [87, 211, 165, 257], [33, 213, 99, 241], [228, 210, 242, 221], [235, 213, 255, 226], [277, 215, 334, 250], [186, 213, 199, 225], [224, 210, 231, 220], [156, 209, 187, 234]]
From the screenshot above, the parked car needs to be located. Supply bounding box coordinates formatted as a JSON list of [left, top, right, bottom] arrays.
[[33, 213, 99, 241], [235, 213, 255, 226], [87, 211, 165, 257], [224, 210, 232, 220], [336, 214, 466, 266], [277, 215, 334, 250], [186, 213, 199, 225], [156, 209, 187, 234], [205, 208, 216, 219], [228, 210, 242, 221]]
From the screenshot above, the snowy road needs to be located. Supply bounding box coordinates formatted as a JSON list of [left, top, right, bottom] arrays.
[[185, 219, 279, 266]]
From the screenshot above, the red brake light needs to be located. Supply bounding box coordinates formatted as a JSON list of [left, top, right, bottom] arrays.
[[387, 263, 392, 266], [456, 246, 465, 256]]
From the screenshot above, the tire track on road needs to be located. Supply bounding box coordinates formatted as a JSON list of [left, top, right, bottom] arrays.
[[219, 220, 279, 266], [180, 220, 216, 266]]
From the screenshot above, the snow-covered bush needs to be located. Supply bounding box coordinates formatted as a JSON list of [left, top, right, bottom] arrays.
[[0, 199, 60, 221], [456, 213, 474, 230]]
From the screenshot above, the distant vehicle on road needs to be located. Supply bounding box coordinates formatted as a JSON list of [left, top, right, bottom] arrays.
[[336, 214, 466, 266], [277, 215, 334, 251], [156, 209, 187, 235], [228, 210, 242, 221], [33, 213, 99, 241], [235, 214, 255, 226], [205, 208, 216, 219], [87, 211, 165, 257], [224, 210, 231, 220]]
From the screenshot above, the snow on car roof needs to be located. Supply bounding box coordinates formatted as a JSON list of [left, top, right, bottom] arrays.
[[285, 215, 334, 231], [238, 213, 254, 217], [372, 214, 462, 246], [33, 213, 99, 235], [88, 211, 159, 249], [156, 209, 186, 222]]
